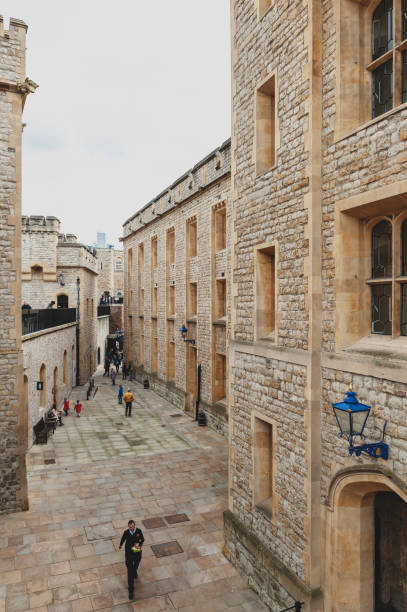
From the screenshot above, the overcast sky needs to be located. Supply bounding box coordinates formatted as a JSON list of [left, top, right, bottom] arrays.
[[3, 1, 231, 248]]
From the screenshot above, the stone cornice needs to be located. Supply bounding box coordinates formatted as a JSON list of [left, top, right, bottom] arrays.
[[0, 77, 38, 96]]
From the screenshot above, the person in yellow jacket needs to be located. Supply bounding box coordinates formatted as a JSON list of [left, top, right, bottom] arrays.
[[123, 389, 134, 417]]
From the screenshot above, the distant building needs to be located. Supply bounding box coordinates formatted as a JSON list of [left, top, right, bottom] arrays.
[[96, 232, 106, 248]]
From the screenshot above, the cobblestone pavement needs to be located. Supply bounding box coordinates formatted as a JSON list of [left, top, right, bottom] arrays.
[[0, 369, 267, 612]]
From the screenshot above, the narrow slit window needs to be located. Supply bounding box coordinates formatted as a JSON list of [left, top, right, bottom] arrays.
[[256, 245, 275, 338], [256, 75, 276, 174], [253, 417, 274, 514]]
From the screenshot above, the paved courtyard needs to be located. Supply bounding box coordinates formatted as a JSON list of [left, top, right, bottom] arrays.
[[0, 371, 267, 612]]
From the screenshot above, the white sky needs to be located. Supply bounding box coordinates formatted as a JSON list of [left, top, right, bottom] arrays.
[[3, 1, 231, 248]]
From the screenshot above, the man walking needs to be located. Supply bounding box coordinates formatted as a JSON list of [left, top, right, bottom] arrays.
[[123, 389, 134, 417], [119, 520, 144, 600]]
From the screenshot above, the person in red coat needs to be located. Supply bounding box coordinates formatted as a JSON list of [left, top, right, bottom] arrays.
[[63, 398, 70, 416], [74, 400, 82, 417]]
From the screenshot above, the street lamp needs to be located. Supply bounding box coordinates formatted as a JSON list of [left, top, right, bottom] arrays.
[[332, 385, 389, 459]]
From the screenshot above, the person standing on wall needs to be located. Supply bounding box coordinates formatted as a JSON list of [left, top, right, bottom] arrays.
[[123, 389, 134, 417], [119, 520, 144, 600]]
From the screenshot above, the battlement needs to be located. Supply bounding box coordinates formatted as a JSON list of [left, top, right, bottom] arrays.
[[0, 16, 28, 36], [58, 233, 78, 244], [22, 215, 61, 233]]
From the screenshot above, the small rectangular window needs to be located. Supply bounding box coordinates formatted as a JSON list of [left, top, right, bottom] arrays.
[[167, 230, 175, 265], [188, 282, 197, 318], [255, 245, 275, 339], [215, 207, 226, 252], [253, 416, 275, 514], [213, 353, 226, 403], [139, 289, 144, 316], [167, 284, 175, 317], [138, 243, 144, 274], [151, 237, 158, 270], [372, 59, 393, 118], [256, 75, 276, 175], [152, 286, 158, 316], [215, 279, 226, 320], [139, 333, 144, 365], [187, 219, 197, 259]]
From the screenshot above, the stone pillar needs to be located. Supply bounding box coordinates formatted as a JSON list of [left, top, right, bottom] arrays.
[[0, 16, 37, 514]]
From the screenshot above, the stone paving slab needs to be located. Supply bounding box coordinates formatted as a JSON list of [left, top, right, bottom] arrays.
[[0, 369, 267, 611]]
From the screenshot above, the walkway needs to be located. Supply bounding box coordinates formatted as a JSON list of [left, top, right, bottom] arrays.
[[0, 370, 267, 612]]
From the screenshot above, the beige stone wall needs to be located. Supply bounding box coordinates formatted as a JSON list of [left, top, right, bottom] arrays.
[[114, 250, 123, 296], [0, 17, 35, 514], [22, 219, 99, 385], [123, 140, 231, 431], [22, 323, 76, 446], [96, 248, 123, 298]]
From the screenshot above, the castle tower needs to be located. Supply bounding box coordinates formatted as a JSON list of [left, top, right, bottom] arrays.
[[0, 17, 37, 514]]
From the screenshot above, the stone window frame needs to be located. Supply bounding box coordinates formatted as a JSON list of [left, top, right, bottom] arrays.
[[251, 410, 278, 519], [254, 241, 279, 343], [335, 0, 407, 140], [254, 71, 280, 177], [334, 180, 407, 349]]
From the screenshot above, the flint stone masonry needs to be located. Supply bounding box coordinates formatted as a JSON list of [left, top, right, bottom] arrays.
[[0, 16, 34, 514], [123, 139, 231, 433]]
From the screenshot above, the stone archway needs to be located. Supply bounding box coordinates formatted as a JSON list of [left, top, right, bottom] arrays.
[[326, 469, 407, 612]]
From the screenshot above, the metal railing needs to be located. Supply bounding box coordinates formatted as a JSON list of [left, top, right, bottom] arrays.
[[97, 305, 111, 317], [22, 308, 76, 335]]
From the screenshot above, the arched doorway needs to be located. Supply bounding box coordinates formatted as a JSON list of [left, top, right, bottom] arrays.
[[97, 347, 101, 365], [53, 366, 58, 407], [39, 363, 46, 407], [57, 294, 69, 308], [327, 470, 407, 612]]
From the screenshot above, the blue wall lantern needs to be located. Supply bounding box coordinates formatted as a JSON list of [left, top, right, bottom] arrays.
[[180, 324, 196, 345], [332, 385, 388, 459], [58, 272, 65, 286]]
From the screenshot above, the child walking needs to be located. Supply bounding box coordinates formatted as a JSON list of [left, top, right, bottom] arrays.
[[118, 385, 124, 405], [74, 400, 82, 417]]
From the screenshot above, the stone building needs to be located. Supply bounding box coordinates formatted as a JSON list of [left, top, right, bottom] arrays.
[[22, 318, 76, 447], [22, 216, 99, 384], [0, 17, 36, 514], [123, 139, 231, 433], [96, 246, 124, 301], [225, 1, 407, 611]]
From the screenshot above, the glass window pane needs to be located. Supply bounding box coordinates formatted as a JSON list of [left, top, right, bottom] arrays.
[[404, 0, 407, 41], [403, 51, 407, 104], [372, 220, 392, 277], [372, 284, 392, 334], [372, 0, 393, 60], [402, 285, 407, 335], [372, 60, 393, 118], [402, 219, 407, 275]]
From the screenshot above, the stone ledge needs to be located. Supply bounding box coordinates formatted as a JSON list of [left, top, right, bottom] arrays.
[[22, 321, 76, 342]]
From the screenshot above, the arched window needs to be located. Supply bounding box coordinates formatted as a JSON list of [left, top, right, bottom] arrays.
[[63, 350, 68, 384], [57, 294, 69, 308], [372, 1, 393, 118], [372, 220, 392, 278], [371, 220, 392, 335]]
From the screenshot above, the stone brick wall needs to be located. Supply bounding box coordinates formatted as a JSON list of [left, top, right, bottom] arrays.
[[22, 323, 76, 446], [0, 16, 34, 514], [22, 218, 99, 384], [109, 304, 123, 334], [123, 140, 231, 431], [96, 248, 114, 297], [97, 315, 109, 366]]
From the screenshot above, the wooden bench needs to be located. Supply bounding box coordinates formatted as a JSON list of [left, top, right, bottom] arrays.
[[33, 417, 53, 444]]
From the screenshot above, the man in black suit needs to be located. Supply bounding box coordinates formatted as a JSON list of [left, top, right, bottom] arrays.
[[119, 520, 144, 599]]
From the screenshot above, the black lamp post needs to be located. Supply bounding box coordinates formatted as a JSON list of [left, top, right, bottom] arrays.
[[332, 385, 389, 459], [76, 276, 80, 387]]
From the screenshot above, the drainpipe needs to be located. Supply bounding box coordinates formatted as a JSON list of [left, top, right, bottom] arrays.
[[76, 276, 80, 386], [195, 363, 201, 421]]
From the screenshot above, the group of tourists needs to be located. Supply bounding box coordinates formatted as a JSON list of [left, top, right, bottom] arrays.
[[62, 397, 83, 418], [103, 349, 135, 385]]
